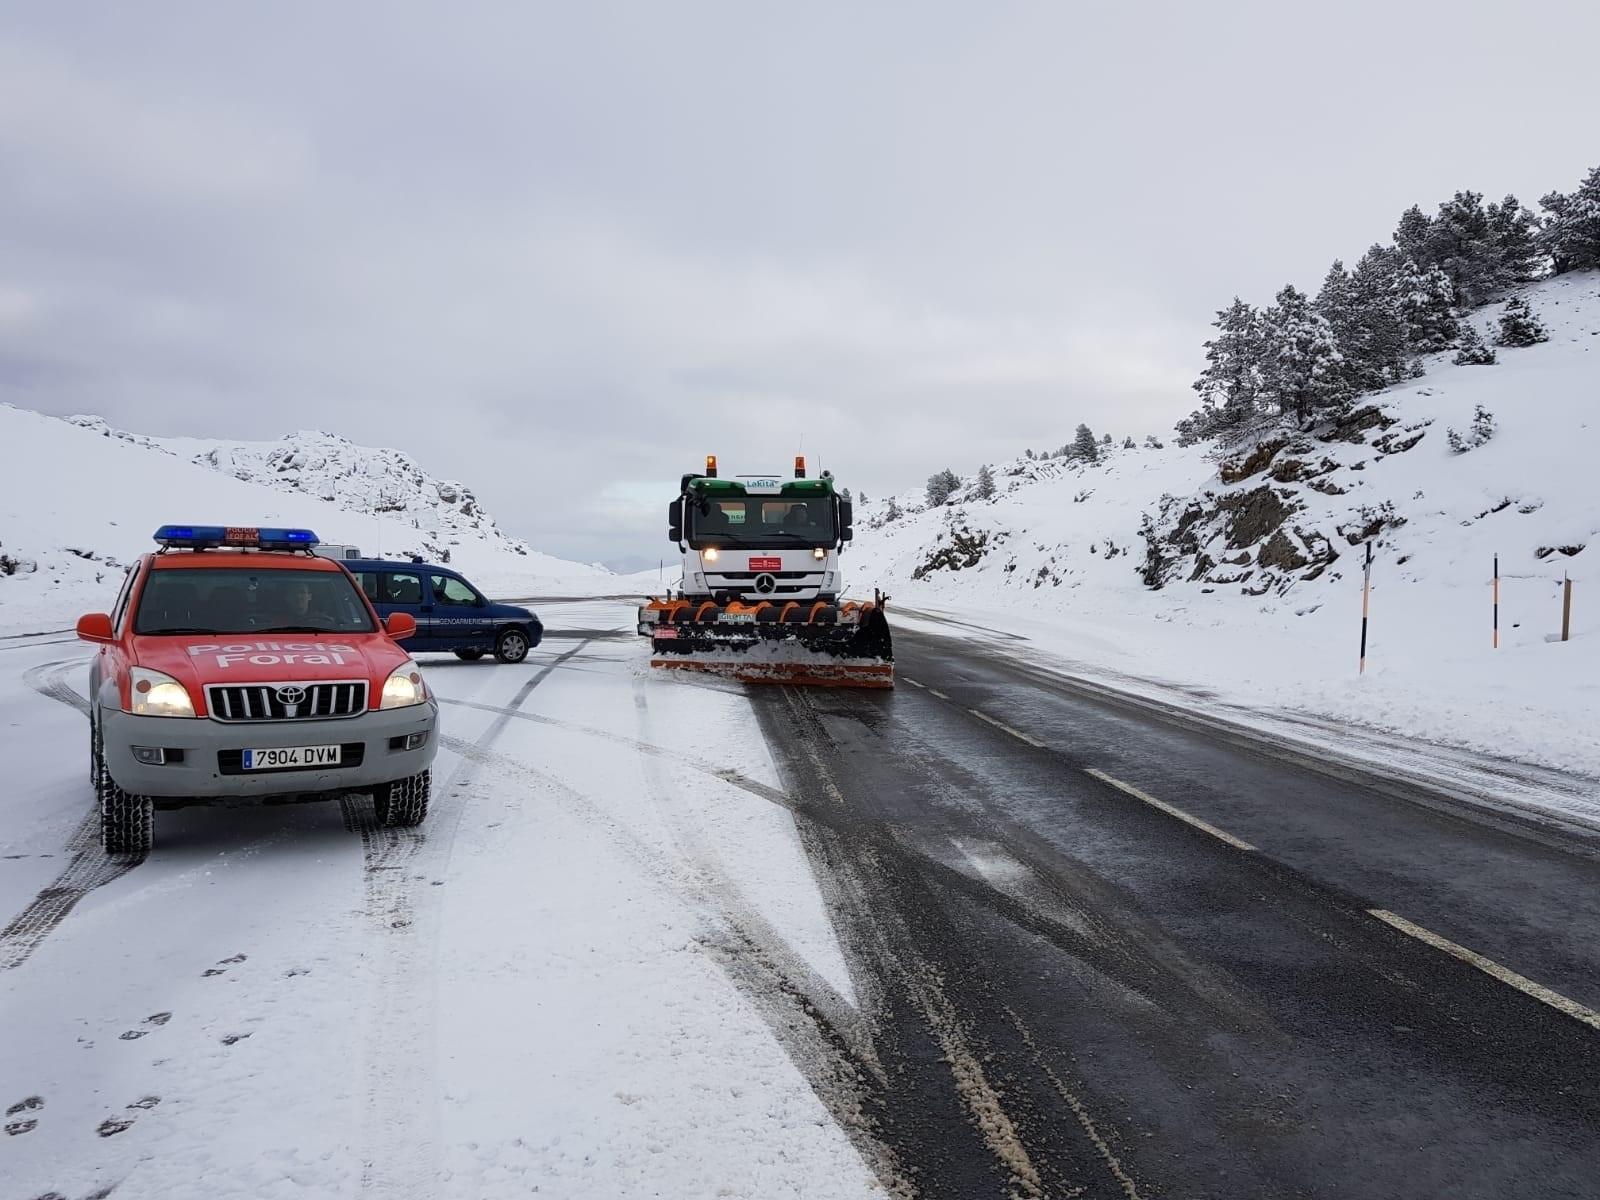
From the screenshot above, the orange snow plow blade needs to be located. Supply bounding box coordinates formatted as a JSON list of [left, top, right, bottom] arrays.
[[650, 657, 894, 688], [638, 593, 894, 689]]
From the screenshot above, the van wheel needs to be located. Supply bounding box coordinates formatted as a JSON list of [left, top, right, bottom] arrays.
[[101, 774, 153, 856], [454, 649, 486, 661], [494, 628, 530, 664], [374, 769, 431, 827]]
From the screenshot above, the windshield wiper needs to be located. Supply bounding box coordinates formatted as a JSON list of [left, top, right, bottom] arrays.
[[255, 624, 346, 634], [142, 626, 221, 635]]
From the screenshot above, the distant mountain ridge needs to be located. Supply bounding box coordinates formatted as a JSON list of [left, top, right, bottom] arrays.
[[63, 419, 530, 565]]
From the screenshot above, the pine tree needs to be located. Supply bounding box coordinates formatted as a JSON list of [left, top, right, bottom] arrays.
[[1426, 191, 1499, 307], [1486, 194, 1543, 284], [1394, 205, 1434, 266], [1024, 449, 1035, 460], [974, 464, 996, 500], [1394, 258, 1459, 352], [884, 496, 901, 521], [1260, 284, 1346, 425], [925, 469, 960, 507], [841, 487, 853, 503], [1072, 423, 1099, 461], [1452, 325, 1497, 365], [1123, 436, 1136, 449], [1144, 434, 1164, 449], [1495, 296, 1548, 347], [1176, 298, 1266, 444], [1101, 433, 1112, 446], [858, 491, 868, 504], [1346, 246, 1412, 388], [1539, 166, 1600, 275]]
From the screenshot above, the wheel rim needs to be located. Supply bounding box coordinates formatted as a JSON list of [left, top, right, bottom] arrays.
[[503, 633, 526, 659]]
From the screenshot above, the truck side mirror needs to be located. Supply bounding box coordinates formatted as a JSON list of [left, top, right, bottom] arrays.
[[667, 498, 683, 543], [838, 499, 854, 542]]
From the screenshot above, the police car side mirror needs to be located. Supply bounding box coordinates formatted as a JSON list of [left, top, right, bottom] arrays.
[[668, 499, 683, 543], [386, 612, 417, 640], [77, 612, 115, 644], [838, 499, 854, 542]]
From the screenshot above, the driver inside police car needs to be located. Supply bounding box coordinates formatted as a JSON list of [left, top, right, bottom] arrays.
[[270, 578, 338, 628]]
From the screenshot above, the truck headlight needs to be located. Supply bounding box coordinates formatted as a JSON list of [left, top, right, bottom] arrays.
[[380, 661, 428, 709], [129, 667, 196, 718], [704, 547, 720, 562], [813, 547, 826, 560]]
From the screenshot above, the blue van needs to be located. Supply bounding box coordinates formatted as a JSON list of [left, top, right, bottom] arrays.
[[345, 559, 543, 663]]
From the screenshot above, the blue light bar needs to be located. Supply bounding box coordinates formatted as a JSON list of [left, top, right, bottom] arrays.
[[154, 525, 320, 550]]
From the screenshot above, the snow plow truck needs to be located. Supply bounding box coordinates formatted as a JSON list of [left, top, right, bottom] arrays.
[[637, 456, 893, 687]]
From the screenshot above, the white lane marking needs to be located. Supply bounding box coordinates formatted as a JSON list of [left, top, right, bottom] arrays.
[[967, 708, 1048, 749], [1368, 909, 1600, 1033], [1085, 768, 1257, 852], [928, 687, 950, 700], [901, 677, 927, 689]]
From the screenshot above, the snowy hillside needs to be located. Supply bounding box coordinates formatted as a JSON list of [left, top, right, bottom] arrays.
[[62, 420, 536, 567], [0, 406, 607, 633], [853, 270, 1600, 774]]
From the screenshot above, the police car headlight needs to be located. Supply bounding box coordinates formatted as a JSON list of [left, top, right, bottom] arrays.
[[129, 667, 196, 718], [380, 661, 428, 709]]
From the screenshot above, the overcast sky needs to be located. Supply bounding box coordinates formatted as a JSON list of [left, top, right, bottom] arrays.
[[2, 2, 1596, 570]]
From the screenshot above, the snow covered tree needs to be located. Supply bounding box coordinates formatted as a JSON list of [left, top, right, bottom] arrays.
[[858, 491, 868, 504], [1447, 404, 1497, 452], [1452, 325, 1497, 365], [974, 463, 996, 500], [1394, 258, 1459, 352], [1347, 246, 1415, 387], [1486, 194, 1543, 284], [1259, 284, 1346, 425], [1024, 448, 1036, 460], [925, 469, 961, 506], [1393, 204, 1434, 267], [1123, 436, 1136, 448], [1144, 434, 1164, 449], [884, 496, 901, 521], [1101, 433, 1113, 445], [1495, 296, 1548, 347], [840, 487, 853, 503], [1072, 423, 1099, 461], [1426, 191, 1500, 308], [1539, 166, 1600, 275], [1176, 298, 1266, 444]]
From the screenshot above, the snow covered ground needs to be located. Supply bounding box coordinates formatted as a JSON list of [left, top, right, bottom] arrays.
[[0, 600, 879, 1199], [0, 405, 610, 637], [854, 270, 1600, 781]]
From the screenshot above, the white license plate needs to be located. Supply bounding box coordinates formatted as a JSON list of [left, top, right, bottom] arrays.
[[242, 745, 342, 770]]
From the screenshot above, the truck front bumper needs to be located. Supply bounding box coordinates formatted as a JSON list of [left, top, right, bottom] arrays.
[[101, 700, 438, 799]]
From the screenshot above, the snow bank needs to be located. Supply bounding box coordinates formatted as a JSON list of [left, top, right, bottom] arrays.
[[855, 271, 1600, 777]]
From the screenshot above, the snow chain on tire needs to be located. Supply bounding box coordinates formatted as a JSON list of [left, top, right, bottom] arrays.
[[375, 769, 431, 828]]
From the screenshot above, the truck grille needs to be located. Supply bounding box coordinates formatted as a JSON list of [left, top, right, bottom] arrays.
[[206, 681, 368, 722]]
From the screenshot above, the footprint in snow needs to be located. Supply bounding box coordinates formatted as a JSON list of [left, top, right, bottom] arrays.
[[118, 1030, 147, 1041], [219, 954, 247, 964], [146, 1012, 172, 1026], [127, 1096, 161, 1110], [220, 1033, 252, 1046], [5, 1118, 38, 1135], [96, 1116, 134, 1137], [201, 968, 226, 977], [6, 1096, 44, 1116]]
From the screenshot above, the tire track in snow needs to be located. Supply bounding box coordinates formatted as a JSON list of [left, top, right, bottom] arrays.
[[1, 659, 143, 973], [353, 642, 588, 1200]]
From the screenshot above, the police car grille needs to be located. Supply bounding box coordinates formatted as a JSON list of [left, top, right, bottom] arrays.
[[207, 682, 368, 722]]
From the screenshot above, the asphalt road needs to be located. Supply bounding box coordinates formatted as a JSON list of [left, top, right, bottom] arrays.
[[750, 622, 1600, 1200]]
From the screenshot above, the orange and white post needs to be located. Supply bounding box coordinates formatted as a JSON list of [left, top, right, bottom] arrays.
[[1493, 553, 1500, 650], [1359, 542, 1373, 675]]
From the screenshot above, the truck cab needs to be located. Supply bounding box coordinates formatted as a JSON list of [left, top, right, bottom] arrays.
[[670, 456, 854, 604]]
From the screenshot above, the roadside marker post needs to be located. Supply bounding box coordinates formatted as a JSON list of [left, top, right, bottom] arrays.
[[1493, 554, 1499, 650], [1359, 542, 1373, 676], [1563, 574, 1573, 642]]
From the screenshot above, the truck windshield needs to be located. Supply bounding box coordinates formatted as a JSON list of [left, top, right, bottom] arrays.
[[134, 568, 377, 635], [688, 496, 836, 547]]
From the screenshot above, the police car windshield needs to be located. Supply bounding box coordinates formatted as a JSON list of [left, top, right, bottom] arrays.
[[689, 497, 835, 547], [134, 568, 376, 635]]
